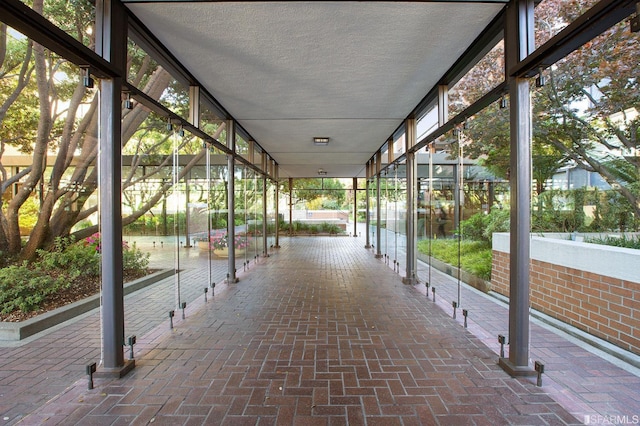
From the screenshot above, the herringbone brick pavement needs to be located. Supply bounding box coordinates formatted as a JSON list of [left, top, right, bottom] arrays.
[[18, 236, 581, 425]]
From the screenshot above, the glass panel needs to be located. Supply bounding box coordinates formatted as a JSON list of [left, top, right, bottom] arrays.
[[417, 101, 439, 145], [234, 161, 248, 272], [200, 100, 226, 142], [236, 134, 249, 156], [126, 39, 190, 120], [0, 27, 101, 324], [17, 0, 95, 48], [449, 40, 505, 118], [535, 0, 601, 47]]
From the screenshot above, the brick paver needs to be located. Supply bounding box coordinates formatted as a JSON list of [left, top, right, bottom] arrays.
[[16, 236, 582, 425]]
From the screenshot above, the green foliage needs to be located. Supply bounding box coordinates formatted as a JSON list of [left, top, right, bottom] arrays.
[[36, 237, 100, 280], [417, 238, 492, 280], [0, 263, 68, 314], [278, 221, 344, 235], [0, 235, 149, 316], [459, 208, 510, 243], [585, 235, 640, 250], [123, 242, 150, 271]]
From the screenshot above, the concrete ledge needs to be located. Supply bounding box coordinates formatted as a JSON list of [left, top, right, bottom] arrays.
[[0, 269, 174, 341]]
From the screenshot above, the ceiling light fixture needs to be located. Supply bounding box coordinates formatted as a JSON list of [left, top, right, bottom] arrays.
[[313, 137, 330, 146], [318, 169, 327, 176]]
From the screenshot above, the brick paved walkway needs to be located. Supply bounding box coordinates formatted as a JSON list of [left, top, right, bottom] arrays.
[[2, 234, 639, 425], [15, 236, 584, 425]]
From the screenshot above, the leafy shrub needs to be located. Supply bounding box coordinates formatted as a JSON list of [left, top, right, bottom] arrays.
[[36, 237, 100, 280], [123, 241, 150, 271], [459, 208, 509, 244], [0, 263, 67, 314]]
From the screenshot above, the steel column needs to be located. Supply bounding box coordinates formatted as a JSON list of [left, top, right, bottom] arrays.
[[499, 0, 536, 376], [96, 0, 133, 377], [403, 119, 418, 285], [353, 178, 358, 237], [364, 176, 372, 249], [262, 176, 268, 256], [375, 153, 383, 259], [227, 120, 238, 283]]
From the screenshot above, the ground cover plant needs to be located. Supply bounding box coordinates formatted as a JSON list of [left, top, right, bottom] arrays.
[[0, 234, 149, 322]]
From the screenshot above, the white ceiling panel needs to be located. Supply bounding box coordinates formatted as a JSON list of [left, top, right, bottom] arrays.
[[125, 1, 504, 178]]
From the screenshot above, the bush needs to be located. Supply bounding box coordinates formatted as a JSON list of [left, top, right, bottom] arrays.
[[36, 237, 100, 280], [0, 263, 67, 314], [459, 208, 509, 244]]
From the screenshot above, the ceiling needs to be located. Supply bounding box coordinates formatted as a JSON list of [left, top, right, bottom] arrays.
[[124, 1, 505, 178]]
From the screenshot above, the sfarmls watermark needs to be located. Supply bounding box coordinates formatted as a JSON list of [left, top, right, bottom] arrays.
[[585, 415, 640, 425]]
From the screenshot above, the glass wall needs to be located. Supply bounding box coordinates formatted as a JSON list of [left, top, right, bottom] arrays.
[[0, 25, 102, 325]]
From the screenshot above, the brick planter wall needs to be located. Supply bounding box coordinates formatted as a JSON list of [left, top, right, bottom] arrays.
[[492, 233, 640, 356]]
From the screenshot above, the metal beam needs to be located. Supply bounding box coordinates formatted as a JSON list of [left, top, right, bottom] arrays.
[[511, 0, 637, 78]]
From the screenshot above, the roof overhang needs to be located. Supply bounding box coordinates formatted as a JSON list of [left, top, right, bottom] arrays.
[[124, 1, 506, 178]]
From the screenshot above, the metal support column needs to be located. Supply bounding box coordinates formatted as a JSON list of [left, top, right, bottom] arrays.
[[364, 175, 372, 248], [403, 118, 418, 285], [353, 178, 358, 237], [288, 178, 293, 236], [227, 120, 238, 283], [274, 163, 281, 248], [96, 0, 133, 377], [375, 153, 383, 258], [262, 176, 268, 256], [499, 0, 536, 376]]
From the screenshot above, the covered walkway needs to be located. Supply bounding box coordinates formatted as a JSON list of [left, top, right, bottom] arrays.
[[3, 236, 638, 425]]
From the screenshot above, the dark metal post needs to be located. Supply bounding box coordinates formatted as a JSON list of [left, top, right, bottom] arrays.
[[262, 176, 268, 256], [403, 118, 418, 285], [375, 153, 383, 258], [499, 0, 536, 377], [96, 0, 132, 377], [353, 178, 358, 237], [365, 176, 372, 248], [227, 120, 238, 283]]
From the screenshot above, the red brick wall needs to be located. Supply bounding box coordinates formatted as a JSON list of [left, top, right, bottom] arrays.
[[492, 250, 640, 355]]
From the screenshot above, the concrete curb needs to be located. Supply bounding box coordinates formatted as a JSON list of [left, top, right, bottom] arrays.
[[0, 269, 174, 341]]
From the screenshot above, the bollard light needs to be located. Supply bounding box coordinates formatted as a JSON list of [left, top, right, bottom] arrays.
[[181, 302, 187, 319], [498, 334, 506, 358], [169, 310, 175, 329], [86, 362, 97, 390], [127, 335, 136, 360], [204, 287, 208, 303], [462, 309, 468, 328], [432, 287, 436, 302], [534, 361, 545, 387], [211, 282, 216, 296], [452, 301, 457, 319]]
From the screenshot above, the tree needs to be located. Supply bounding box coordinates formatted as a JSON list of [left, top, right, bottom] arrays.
[[0, 4, 225, 260], [452, 0, 639, 221]]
